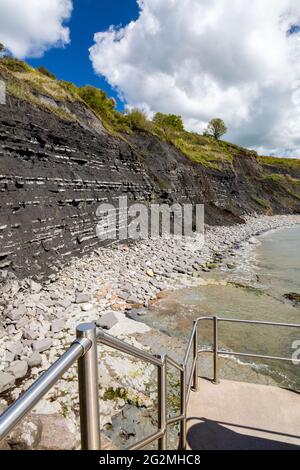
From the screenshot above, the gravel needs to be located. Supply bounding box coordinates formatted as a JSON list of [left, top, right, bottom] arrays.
[[0, 214, 299, 446]]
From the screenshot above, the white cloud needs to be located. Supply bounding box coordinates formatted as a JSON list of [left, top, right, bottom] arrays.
[[0, 0, 73, 58], [90, 0, 300, 156]]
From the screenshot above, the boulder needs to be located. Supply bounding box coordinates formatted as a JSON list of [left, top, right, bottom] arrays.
[[6, 414, 42, 450], [36, 414, 78, 450]]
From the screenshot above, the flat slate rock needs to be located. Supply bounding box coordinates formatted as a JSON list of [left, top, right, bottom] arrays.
[[32, 338, 52, 353], [96, 312, 118, 330]]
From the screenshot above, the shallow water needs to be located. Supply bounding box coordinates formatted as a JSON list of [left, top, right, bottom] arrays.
[[144, 225, 300, 390]]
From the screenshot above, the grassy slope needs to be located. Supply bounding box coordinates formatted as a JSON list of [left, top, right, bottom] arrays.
[[0, 58, 299, 178]]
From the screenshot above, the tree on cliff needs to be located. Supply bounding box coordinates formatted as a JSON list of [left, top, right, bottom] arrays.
[[0, 43, 4, 53], [204, 118, 227, 140]]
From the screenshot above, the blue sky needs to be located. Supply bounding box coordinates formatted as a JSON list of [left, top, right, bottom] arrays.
[[28, 0, 139, 110]]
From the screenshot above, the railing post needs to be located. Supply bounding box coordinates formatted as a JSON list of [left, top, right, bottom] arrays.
[[179, 368, 187, 450], [157, 353, 167, 450], [213, 316, 220, 384], [76, 323, 101, 450], [192, 320, 198, 391]]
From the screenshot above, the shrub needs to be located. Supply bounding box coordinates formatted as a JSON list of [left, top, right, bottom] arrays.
[[125, 108, 151, 131], [37, 66, 56, 80], [78, 85, 115, 113]]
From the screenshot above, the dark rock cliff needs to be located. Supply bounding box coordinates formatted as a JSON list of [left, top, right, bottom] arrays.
[[0, 91, 300, 280]]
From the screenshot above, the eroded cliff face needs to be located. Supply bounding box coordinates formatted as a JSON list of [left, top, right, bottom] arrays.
[[0, 96, 154, 279], [0, 92, 300, 280]]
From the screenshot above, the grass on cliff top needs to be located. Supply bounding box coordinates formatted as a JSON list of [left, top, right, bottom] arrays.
[[0, 57, 131, 133], [172, 131, 258, 170], [2, 58, 299, 172], [258, 156, 300, 169]]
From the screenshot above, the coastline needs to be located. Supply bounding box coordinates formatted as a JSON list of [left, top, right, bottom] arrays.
[[1, 214, 300, 448]]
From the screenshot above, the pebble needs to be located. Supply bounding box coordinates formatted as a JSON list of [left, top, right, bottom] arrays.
[[51, 320, 65, 333], [0, 214, 300, 449], [27, 352, 43, 368], [75, 293, 90, 304]]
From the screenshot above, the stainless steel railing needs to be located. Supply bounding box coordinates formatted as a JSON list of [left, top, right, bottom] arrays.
[[0, 316, 299, 450], [194, 316, 300, 384]]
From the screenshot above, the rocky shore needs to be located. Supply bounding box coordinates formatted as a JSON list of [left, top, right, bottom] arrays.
[[1, 214, 300, 449]]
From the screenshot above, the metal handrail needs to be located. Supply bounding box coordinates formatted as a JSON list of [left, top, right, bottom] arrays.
[[0, 316, 299, 451], [189, 316, 300, 385], [0, 337, 90, 440]]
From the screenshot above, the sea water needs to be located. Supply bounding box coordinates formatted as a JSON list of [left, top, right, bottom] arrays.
[[144, 225, 300, 390]]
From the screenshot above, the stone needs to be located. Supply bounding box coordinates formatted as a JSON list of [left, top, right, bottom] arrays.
[[6, 304, 27, 321], [51, 319, 65, 333], [5, 351, 15, 363], [27, 352, 43, 368], [75, 293, 90, 304], [81, 303, 93, 312], [6, 361, 28, 379], [146, 269, 154, 277], [7, 341, 23, 357], [32, 338, 52, 353], [0, 372, 15, 393], [127, 295, 141, 304], [36, 414, 78, 450], [96, 312, 118, 330], [57, 299, 72, 309], [16, 317, 28, 328], [23, 329, 39, 341], [6, 414, 42, 450], [50, 292, 60, 301], [30, 280, 42, 294], [36, 303, 47, 313]]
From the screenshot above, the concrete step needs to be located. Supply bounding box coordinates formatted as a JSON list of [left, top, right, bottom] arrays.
[[187, 379, 300, 450]]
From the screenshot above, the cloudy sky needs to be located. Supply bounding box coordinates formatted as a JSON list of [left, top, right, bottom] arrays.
[[1, 0, 300, 157]]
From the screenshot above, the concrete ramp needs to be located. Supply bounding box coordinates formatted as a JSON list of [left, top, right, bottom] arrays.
[[187, 379, 300, 450]]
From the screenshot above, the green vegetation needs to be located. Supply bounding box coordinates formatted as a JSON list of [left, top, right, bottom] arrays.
[[37, 66, 56, 80], [204, 118, 227, 140], [77, 85, 129, 132], [125, 108, 151, 131], [1, 57, 299, 177], [153, 112, 184, 134], [0, 57, 32, 73], [258, 156, 300, 169], [252, 196, 271, 209]]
